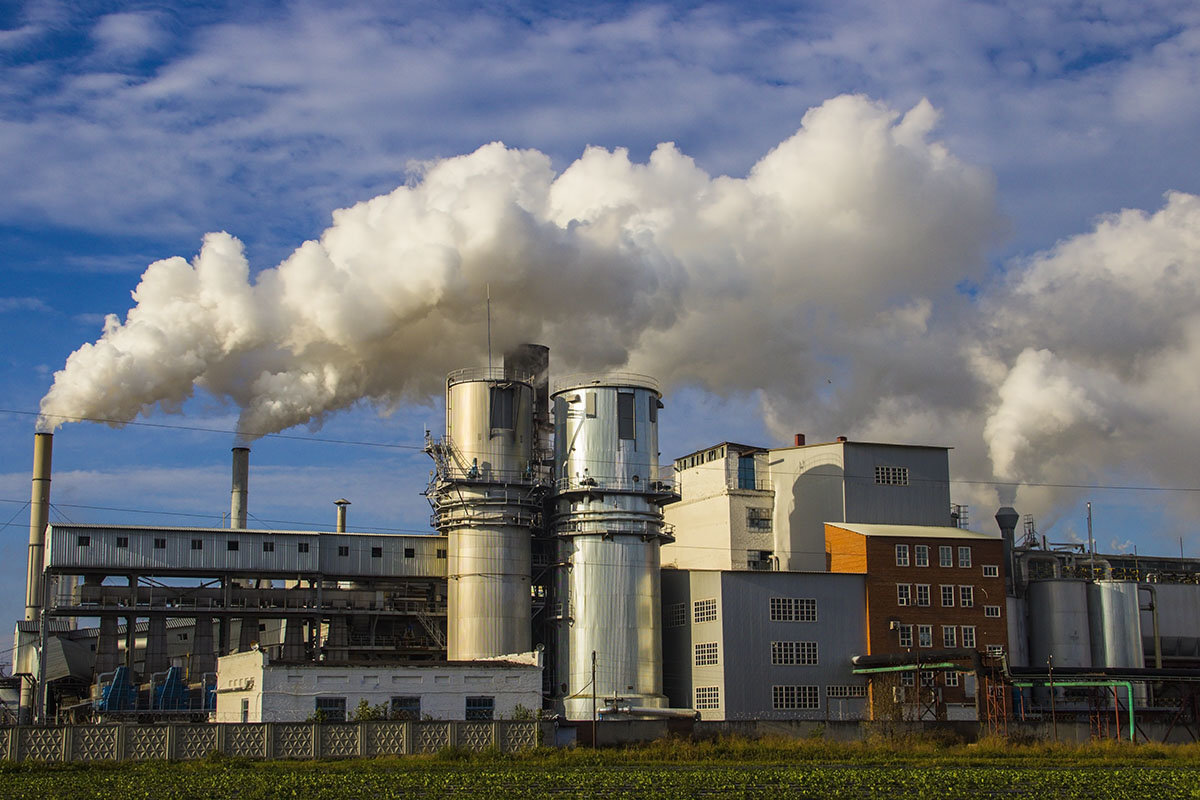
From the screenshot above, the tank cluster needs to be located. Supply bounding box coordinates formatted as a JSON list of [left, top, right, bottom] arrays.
[[425, 345, 678, 718]]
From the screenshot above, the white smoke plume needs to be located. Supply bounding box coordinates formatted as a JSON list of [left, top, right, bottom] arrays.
[[37, 93, 1200, 538]]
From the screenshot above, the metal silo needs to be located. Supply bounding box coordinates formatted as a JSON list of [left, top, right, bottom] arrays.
[[1027, 579, 1092, 668], [1087, 581, 1144, 669], [427, 366, 540, 660], [550, 373, 677, 719]]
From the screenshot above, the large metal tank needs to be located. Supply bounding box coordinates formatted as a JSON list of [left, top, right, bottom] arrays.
[[550, 373, 677, 719], [1142, 583, 1200, 661], [1087, 581, 1144, 669], [428, 367, 539, 661], [1027, 579, 1092, 668]]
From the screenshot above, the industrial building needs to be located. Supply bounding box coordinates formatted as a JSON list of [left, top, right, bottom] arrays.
[[10, 345, 1200, 739]]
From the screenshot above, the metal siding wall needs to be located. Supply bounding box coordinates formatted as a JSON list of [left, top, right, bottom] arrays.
[[843, 445, 952, 527]]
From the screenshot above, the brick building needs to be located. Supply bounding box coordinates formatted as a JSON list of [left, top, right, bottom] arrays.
[[825, 522, 1008, 707]]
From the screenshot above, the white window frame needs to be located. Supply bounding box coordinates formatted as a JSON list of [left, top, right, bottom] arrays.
[[694, 686, 720, 710], [940, 585, 955, 607], [769, 597, 817, 622], [897, 584, 911, 606], [942, 625, 957, 648], [915, 584, 930, 607], [939, 545, 953, 567], [985, 605, 1001, 618], [961, 625, 976, 649], [772, 685, 820, 710], [982, 565, 999, 578], [914, 545, 929, 567], [918, 624, 932, 648], [959, 585, 974, 608], [945, 671, 960, 687], [694, 598, 718, 623], [895, 544, 910, 567], [694, 641, 719, 666], [898, 624, 913, 648], [958, 546, 972, 568], [900, 672, 915, 687]]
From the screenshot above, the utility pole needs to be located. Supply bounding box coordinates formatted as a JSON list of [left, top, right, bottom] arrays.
[[1048, 654, 1057, 743], [591, 650, 597, 749]]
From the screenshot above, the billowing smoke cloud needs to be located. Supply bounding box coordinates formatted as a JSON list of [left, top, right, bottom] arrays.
[[37, 93, 1200, 538]]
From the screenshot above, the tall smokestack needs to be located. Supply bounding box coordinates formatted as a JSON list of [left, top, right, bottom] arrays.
[[334, 498, 350, 533], [25, 432, 52, 621], [996, 506, 1020, 594], [230, 446, 249, 529]]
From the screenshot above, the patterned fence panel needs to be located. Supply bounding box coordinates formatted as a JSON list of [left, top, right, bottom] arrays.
[[499, 720, 540, 751], [318, 722, 359, 758], [414, 721, 452, 753], [17, 727, 64, 761], [364, 721, 408, 757], [224, 723, 266, 758], [175, 724, 218, 759], [272, 722, 314, 759], [71, 725, 119, 761], [123, 726, 168, 760], [457, 722, 495, 752]]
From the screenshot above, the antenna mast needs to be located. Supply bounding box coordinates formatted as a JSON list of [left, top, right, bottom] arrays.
[[486, 284, 492, 372]]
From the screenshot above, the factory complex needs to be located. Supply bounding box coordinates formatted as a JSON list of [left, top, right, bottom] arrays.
[[8, 345, 1200, 741]]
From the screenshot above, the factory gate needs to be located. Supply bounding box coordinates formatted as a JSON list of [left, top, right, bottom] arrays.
[[0, 720, 550, 761]]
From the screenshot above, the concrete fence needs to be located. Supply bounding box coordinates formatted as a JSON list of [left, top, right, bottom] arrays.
[[0, 720, 550, 762]]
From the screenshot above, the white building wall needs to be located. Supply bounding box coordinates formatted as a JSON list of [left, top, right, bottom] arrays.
[[214, 650, 543, 722]]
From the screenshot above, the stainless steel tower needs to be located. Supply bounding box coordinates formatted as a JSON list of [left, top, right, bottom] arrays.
[[427, 366, 541, 660], [550, 373, 677, 719]]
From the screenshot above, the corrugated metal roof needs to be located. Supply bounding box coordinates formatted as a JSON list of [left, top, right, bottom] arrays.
[[826, 522, 998, 540]]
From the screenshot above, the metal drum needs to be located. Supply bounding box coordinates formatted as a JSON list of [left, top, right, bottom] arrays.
[[1027, 579, 1092, 669], [1087, 581, 1144, 669]]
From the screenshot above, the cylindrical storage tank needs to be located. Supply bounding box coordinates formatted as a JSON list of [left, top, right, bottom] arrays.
[[431, 367, 539, 661], [1027, 579, 1092, 669], [1006, 595, 1029, 668], [1087, 581, 1144, 669], [551, 373, 675, 719]]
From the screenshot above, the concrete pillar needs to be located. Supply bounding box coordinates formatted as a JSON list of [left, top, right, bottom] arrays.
[[282, 618, 306, 661], [95, 615, 120, 674], [145, 615, 168, 676], [191, 615, 215, 678], [238, 616, 260, 652]]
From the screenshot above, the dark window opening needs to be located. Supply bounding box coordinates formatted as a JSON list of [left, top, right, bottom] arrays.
[[77, 535, 91, 547], [436, 548, 447, 559], [191, 539, 203, 551], [738, 455, 757, 489], [297, 542, 309, 553], [465, 696, 495, 720], [227, 540, 239, 551], [489, 386, 515, 430], [153, 538, 166, 549], [371, 546, 383, 558], [338, 545, 349, 557], [404, 547, 415, 559], [649, 396, 660, 423], [390, 696, 421, 720], [262, 541, 274, 553], [617, 392, 635, 440], [314, 696, 346, 722], [115, 536, 128, 548]]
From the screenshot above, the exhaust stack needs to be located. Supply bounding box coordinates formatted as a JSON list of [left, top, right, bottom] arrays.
[[334, 498, 350, 533], [230, 446, 249, 529], [25, 433, 53, 621]]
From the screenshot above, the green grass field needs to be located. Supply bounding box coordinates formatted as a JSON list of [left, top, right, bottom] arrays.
[[4, 737, 1200, 799]]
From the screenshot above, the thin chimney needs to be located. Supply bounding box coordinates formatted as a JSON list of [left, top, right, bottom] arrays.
[[230, 446, 249, 529], [334, 499, 350, 533], [25, 432, 52, 621], [794, 433, 805, 446]]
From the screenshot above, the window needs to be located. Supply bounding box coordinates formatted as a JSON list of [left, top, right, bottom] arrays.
[[436, 548, 447, 559], [666, 602, 686, 628], [770, 597, 817, 622], [772, 685, 819, 710], [227, 540, 239, 551], [945, 671, 960, 687], [747, 507, 772, 531], [895, 544, 910, 566], [241, 698, 250, 723], [958, 546, 972, 568], [191, 539, 203, 551], [896, 584, 911, 606], [693, 598, 718, 623], [985, 605, 1001, 618], [982, 565, 999, 578], [986, 645, 1006, 657], [154, 538, 166, 549], [939, 546, 953, 567], [617, 392, 635, 440], [116, 536, 128, 548], [918, 625, 932, 648], [916, 584, 930, 607], [921, 671, 936, 687], [694, 686, 720, 710], [338, 546, 350, 557], [298, 542, 309, 553], [262, 541, 274, 552], [875, 465, 909, 485], [959, 586, 974, 608], [403, 547, 414, 558], [465, 696, 494, 720], [77, 535, 91, 547], [827, 685, 867, 699], [737, 455, 757, 489], [942, 625, 957, 648], [941, 585, 955, 607], [747, 550, 773, 570], [315, 696, 347, 722], [390, 696, 421, 720], [771, 641, 818, 665], [914, 545, 929, 567], [694, 642, 719, 666], [898, 624, 913, 648], [961, 625, 976, 649], [489, 386, 515, 430], [372, 546, 384, 558], [900, 672, 915, 687], [648, 396, 659, 424]]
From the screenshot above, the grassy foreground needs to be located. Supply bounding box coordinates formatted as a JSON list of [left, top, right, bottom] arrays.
[[3, 736, 1200, 799]]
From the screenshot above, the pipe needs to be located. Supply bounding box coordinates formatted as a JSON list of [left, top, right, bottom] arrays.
[[598, 705, 700, 720], [25, 432, 53, 621], [334, 499, 350, 533], [230, 446, 249, 529], [1137, 585, 1163, 670], [1011, 679, 1135, 742]]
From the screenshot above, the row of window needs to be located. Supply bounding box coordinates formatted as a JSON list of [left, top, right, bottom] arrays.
[[746, 507, 772, 531], [895, 544, 975, 568], [900, 670, 961, 688], [692, 684, 865, 710], [74, 535, 445, 559], [897, 583, 985, 608], [897, 623, 978, 649], [668, 597, 819, 627], [875, 466, 909, 486], [314, 695, 492, 722], [694, 640, 820, 667]]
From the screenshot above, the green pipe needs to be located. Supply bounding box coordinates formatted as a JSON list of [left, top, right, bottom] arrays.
[[852, 662, 958, 675], [1012, 680, 1135, 742]]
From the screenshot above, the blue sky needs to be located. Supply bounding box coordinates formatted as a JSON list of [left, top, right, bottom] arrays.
[[3, 0, 1200, 635]]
